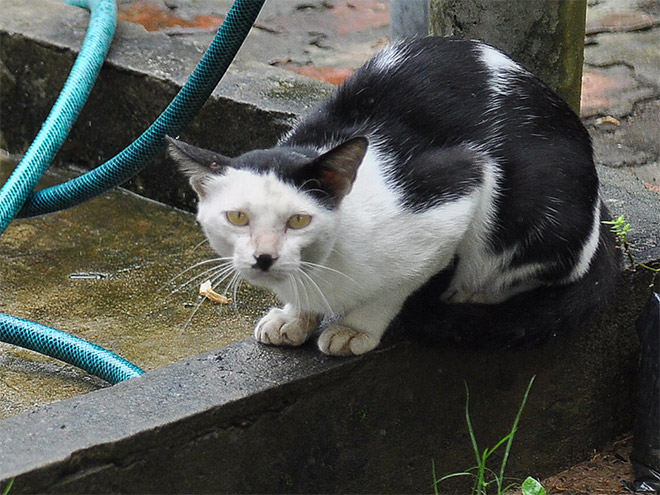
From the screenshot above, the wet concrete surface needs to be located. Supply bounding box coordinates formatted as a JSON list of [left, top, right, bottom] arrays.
[[0, 157, 276, 419]]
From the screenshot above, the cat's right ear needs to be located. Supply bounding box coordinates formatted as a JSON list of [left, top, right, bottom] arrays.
[[166, 136, 231, 197], [313, 136, 369, 200]]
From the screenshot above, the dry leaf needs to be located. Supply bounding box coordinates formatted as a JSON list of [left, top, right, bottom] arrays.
[[199, 280, 232, 304]]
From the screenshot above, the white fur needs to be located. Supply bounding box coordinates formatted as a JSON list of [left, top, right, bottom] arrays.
[[478, 44, 527, 152], [196, 169, 339, 300], [479, 43, 524, 98], [196, 145, 481, 355], [563, 197, 602, 284], [371, 40, 409, 72]]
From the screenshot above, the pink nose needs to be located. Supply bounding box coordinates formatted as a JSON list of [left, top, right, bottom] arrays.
[[253, 231, 280, 266]]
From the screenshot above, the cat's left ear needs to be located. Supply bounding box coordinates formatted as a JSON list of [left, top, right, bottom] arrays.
[[313, 136, 368, 199], [166, 136, 231, 197]]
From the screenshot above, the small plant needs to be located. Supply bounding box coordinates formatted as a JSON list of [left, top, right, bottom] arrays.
[[520, 476, 546, 495], [604, 215, 659, 276], [280, 473, 294, 488], [432, 376, 542, 495], [1, 479, 14, 495]]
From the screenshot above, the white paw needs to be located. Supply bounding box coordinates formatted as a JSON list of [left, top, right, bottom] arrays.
[[254, 308, 318, 347], [317, 324, 380, 356]]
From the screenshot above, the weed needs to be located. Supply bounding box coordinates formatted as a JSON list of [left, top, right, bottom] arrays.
[[604, 215, 659, 277], [520, 476, 546, 495], [280, 473, 293, 487], [1, 479, 14, 495], [432, 376, 542, 495]]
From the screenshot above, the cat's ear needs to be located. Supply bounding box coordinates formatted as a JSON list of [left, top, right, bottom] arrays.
[[166, 136, 231, 197], [313, 136, 368, 199]]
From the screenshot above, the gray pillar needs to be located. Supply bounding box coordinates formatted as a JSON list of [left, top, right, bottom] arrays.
[[390, 0, 430, 39], [429, 0, 587, 113]]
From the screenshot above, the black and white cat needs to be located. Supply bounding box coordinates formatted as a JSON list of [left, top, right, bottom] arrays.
[[168, 37, 619, 356]]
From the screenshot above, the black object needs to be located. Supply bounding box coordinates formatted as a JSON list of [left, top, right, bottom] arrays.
[[625, 292, 660, 494]]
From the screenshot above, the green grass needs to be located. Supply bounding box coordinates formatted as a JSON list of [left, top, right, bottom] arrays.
[[1, 479, 14, 495], [432, 376, 544, 495], [604, 215, 660, 275]]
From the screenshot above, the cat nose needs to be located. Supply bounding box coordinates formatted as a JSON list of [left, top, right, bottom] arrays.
[[253, 254, 277, 272]]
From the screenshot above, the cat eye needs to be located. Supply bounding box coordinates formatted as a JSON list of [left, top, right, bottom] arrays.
[[286, 214, 312, 230], [226, 210, 249, 227]]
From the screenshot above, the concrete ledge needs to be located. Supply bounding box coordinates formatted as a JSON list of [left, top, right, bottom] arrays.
[[1, 162, 658, 491], [0, 0, 332, 211]]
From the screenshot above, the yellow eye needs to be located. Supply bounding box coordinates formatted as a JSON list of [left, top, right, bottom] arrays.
[[226, 210, 249, 227], [287, 214, 312, 230]]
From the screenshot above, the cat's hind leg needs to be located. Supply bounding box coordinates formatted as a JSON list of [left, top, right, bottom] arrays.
[[254, 304, 320, 347]]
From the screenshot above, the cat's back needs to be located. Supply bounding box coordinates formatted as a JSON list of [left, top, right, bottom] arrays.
[[285, 36, 611, 304], [286, 37, 590, 156]]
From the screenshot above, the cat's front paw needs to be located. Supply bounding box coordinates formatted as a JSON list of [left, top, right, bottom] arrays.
[[317, 324, 380, 356], [254, 308, 318, 347]]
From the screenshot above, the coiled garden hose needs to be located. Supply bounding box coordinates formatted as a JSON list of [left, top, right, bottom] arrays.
[[0, 0, 116, 235], [0, 0, 143, 384], [0, 314, 143, 385], [15, 0, 266, 219], [1, 0, 265, 383]]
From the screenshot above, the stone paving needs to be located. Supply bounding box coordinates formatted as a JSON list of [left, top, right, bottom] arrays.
[[116, 0, 659, 188]]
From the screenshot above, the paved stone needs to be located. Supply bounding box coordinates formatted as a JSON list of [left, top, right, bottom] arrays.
[[587, 9, 660, 34], [590, 99, 659, 169], [581, 64, 657, 118], [585, 29, 660, 88], [118, 0, 390, 84]]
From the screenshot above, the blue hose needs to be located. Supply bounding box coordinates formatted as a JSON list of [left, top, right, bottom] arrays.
[[0, 0, 116, 234], [0, 314, 144, 385], [1, 0, 265, 383], [16, 0, 266, 219], [0, 0, 142, 384]]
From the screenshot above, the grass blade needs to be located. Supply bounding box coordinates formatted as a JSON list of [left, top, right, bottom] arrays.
[[1, 479, 14, 495], [498, 376, 536, 484]]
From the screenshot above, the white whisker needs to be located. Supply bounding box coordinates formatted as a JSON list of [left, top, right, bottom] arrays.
[[163, 257, 232, 290], [165, 255, 237, 331], [180, 295, 206, 333], [191, 238, 210, 252], [300, 260, 361, 288], [296, 267, 334, 314], [168, 262, 234, 296], [287, 273, 302, 312], [225, 271, 243, 305], [296, 272, 312, 310]]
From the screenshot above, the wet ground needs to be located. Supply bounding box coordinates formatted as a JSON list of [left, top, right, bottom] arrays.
[[0, 157, 276, 419]]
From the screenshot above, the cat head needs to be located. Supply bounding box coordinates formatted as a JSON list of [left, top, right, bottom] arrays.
[[167, 136, 368, 292]]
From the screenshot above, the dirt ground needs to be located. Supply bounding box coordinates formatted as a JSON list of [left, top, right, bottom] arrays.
[[521, 435, 640, 494]]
